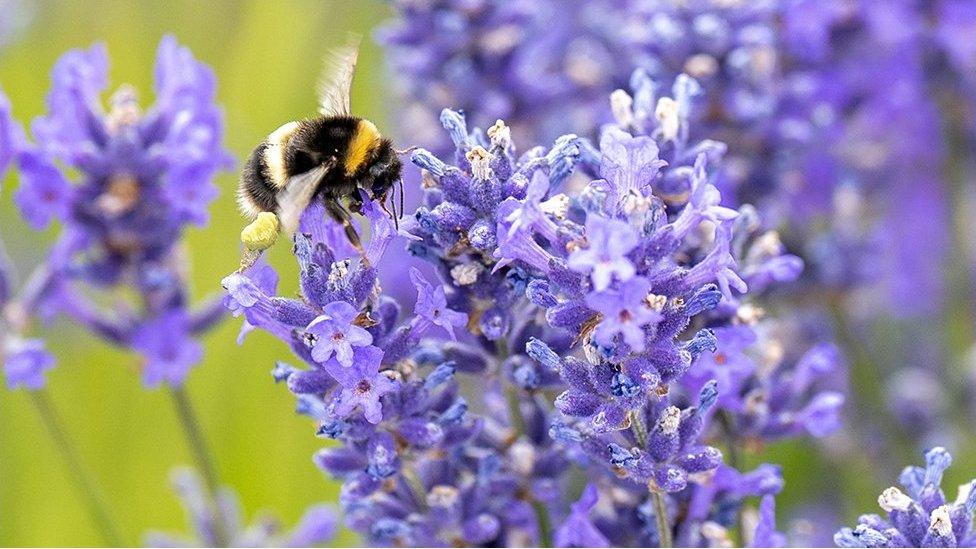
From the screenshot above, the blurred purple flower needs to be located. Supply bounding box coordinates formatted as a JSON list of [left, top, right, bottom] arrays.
[[132, 311, 203, 387], [2, 36, 231, 389], [2, 338, 55, 390], [554, 484, 610, 548]]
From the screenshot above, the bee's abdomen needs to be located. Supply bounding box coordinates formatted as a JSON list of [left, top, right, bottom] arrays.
[[237, 142, 281, 218]]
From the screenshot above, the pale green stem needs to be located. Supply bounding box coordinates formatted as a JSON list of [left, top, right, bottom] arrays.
[[649, 485, 672, 548], [169, 386, 229, 546], [31, 390, 125, 546]]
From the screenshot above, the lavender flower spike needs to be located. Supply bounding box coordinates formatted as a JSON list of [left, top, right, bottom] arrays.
[[835, 447, 976, 547], [4, 36, 232, 388]]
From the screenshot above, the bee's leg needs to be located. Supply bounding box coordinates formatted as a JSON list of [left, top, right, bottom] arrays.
[[238, 248, 264, 273], [238, 211, 279, 272], [324, 199, 364, 255], [376, 190, 394, 221], [347, 191, 364, 215]]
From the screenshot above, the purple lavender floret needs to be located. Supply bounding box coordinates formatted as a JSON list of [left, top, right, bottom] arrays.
[[674, 464, 787, 547], [554, 484, 610, 547], [144, 467, 337, 548], [1, 37, 232, 388], [2, 337, 56, 390], [835, 447, 976, 548]]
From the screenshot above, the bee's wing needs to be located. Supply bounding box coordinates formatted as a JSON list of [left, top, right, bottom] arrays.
[[275, 162, 332, 236], [317, 34, 361, 117]]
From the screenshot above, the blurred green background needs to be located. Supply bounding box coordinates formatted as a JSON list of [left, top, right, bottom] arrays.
[[1, 1, 974, 547], [0, 1, 388, 545]]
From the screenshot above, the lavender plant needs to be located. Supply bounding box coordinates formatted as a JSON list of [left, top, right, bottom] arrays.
[[224, 72, 845, 546], [0, 37, 331, 547], [3, 37, 231, 388], [0, 3, 970, 547]]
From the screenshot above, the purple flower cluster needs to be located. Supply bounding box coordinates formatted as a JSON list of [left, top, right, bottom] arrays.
[[0, 36, 232, 388], [835, 447, 976, 548], [1, 2, 972, 546], [144, 467, 338, 547], [223, 199, 566, 545], [683, 324, 845, 442], [227, 69, 846, 545], [378, 0, 976, 465], [378, 0, 967, 284]]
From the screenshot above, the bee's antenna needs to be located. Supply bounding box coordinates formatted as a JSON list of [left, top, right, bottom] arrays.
[[379, 190, 399, 232]]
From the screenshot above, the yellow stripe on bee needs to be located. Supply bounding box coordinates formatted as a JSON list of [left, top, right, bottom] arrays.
[[345, 119, 381, 176]]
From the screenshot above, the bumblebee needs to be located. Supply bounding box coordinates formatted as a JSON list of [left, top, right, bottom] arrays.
[[236, 37, 402, 268]]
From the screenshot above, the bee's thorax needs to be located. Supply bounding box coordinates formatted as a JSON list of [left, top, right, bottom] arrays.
[[344, 119, 382, 177]]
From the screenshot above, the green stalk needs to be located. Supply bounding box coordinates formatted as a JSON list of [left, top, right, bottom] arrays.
[[717, 411, 748, 543], [649, 485, 672, 548], [531, 499, 554, 548], [627, 409, 648, 447], [31, 390, 124, 546], [826, 294, 913, 467], [168, 385, 228, 546], [505, 385, 528, 439], [629, 410, 671, 547]]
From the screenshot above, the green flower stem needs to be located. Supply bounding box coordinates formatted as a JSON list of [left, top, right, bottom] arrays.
[[649, 484, 672, 548], [168, 385, 229, 546], [31, 389, 124, 546]]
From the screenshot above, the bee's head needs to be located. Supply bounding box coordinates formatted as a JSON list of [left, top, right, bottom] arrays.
[[365, 144, 403, 227]]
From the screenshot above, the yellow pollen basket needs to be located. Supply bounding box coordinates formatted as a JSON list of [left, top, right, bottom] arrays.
[[345, 119, 381, 176], [241, 211, 280, 251]]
